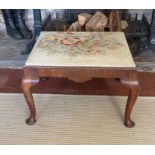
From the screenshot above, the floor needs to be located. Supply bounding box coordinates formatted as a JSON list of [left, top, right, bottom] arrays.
[[0, 36, 29, 68], [0, 93, 155, 144]]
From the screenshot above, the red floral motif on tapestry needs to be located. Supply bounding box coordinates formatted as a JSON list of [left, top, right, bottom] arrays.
[[60, 37, 81, 46]]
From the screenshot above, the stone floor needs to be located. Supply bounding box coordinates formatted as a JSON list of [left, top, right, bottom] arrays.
[[0, 34, 155, 71], [0, 36, 29, 68]]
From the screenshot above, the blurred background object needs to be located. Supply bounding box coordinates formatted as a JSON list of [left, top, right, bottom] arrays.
[[2, 9, 32, 40]]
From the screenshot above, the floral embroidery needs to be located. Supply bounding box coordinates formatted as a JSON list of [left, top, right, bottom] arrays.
[[60, 37, 81, 46], [37, 32, 125, 56]]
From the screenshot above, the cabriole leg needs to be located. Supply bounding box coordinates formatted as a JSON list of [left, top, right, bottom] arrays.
[[22, 76, 39, 125], [120, 79, 140, 128]]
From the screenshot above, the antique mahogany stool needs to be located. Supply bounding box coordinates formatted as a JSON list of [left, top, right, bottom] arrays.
[[22, 32, 140, 128]]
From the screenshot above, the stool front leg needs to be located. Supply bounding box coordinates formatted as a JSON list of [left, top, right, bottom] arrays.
[[22, 77, 39, 125], [120, 79, 140, 128]]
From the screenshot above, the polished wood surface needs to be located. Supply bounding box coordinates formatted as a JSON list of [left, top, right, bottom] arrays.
[[21, 66, 139, 127], [22, 72, 39, 125], [120, 78, 140, 127], [0, 68, 154, 96]]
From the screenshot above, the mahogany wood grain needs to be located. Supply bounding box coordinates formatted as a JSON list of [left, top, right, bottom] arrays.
[[22, 69, 39, 125], [21, 66, 139, 127], [120, 78, 140, 127], [0, 68, 155, 96]]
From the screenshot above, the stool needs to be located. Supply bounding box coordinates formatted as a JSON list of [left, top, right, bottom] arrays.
[[22, 32, 140, 128]]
